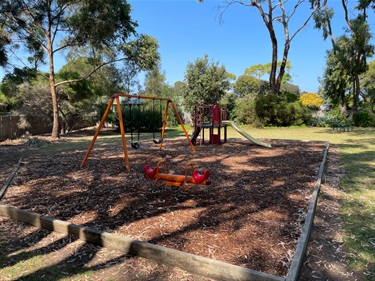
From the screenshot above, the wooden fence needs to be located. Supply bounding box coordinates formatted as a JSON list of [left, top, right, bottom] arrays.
[[0, 115, 52, 141]]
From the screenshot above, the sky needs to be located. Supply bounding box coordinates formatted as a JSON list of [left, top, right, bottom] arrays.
[[126, 0, 374, 93], [0, 0, 374, 93]]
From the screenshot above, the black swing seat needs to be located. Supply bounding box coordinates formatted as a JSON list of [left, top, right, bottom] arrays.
[[153, 138, 163, 144], [131, 142, 140, 149]]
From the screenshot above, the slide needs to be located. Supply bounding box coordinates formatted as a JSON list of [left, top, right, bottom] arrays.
[[190, 126, 201, 144], [222, 120, 271, 148]]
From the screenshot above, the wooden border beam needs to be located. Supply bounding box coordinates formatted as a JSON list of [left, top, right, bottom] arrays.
[[0, 204, 284, 281]]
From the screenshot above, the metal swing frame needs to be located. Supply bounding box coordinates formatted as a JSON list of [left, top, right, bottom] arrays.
[[80, 93, 196, 171]]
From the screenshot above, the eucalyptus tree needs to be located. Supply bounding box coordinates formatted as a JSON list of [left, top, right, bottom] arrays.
[[0, 0, 159, 138], [313, 0, 374, 114], [0, 28, 10, 67], [197, 0, 324, 95], [144, 62, 167, 98]]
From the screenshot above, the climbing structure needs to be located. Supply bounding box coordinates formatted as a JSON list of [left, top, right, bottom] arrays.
[[191, 104, 228, 145]]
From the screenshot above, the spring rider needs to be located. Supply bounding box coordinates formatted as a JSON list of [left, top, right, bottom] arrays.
[[144, 161, 211, 191]]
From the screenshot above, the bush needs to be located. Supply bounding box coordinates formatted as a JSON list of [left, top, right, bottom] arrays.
[[299, 92, 324, 109], [115, 105, 163, 133], [309, 111, 352, 128], [352, 111, 375, 127], [254, 93, 310, 127], [233, 97, 259, 125]]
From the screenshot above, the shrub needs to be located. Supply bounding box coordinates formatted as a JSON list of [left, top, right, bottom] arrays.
[[299, 92, 324, 109], [352, 111, 375, 127], [309, 111, 352, 128], [233, 97, 258, 125], [115, 106, 163, 133], [255, 93, 310, 127]]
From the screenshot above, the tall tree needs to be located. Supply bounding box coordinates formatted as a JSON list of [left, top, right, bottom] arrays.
[[144, 62, 167, 98], [197, 0, 324, 95], [313, 0, 374, 114], [0, 0, 159, 138], [361, 59, 375, 113], [182, 54, 233, 111], [0, 28, 10, 67]]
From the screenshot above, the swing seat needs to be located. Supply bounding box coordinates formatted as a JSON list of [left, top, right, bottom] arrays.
[[153, 138, 163, 144], [131, 142, 140, 149]]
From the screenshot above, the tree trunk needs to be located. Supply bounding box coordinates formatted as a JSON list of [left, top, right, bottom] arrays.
[[47, 35, 59, 138], [268, 24, 278, 95], [350, 74, 360, 118]]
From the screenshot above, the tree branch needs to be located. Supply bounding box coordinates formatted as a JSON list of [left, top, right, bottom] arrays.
[[54, 58, 129, 87]]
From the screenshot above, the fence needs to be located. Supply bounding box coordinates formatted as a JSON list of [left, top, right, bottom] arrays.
[[0, 115, 52, 141]]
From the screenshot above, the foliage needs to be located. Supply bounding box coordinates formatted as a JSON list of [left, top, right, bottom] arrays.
[[0, 0, 160, 138], [314, 0, 374, 114], [245, 61, 292, 84], [182, 54, 232, 112], [233, 96, 260, 127], [255, 93, 310, 127], [116, 104, 163, 135], [361, 59, 375, 113], [309, 109, 352, 128], [0, 67, 39, 111], [352, 111, 375, 127], [280, 83, 300, 95], [300, 92, 324, 109], [143, 62, 166, 98], [0, 28, 10, 67], [233, 74, 267, 98], [220, 92, 237, 120]]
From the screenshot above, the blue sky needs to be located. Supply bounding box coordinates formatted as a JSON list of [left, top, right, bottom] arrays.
[[0, 0, 374, 93], [127, 0, 374, 93]]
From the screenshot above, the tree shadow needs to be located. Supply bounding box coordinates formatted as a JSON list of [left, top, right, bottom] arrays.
[[1, 138, 329, 279]]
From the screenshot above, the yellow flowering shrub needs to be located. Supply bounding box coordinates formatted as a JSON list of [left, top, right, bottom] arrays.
[[299, 92, 324, 109]]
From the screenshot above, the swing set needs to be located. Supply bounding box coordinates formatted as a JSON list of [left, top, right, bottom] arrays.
[[80, 93, 196, 171], [127, 98, 164, 149]]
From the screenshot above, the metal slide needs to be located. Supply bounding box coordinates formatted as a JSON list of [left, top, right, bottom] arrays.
[[222, 120, 271, 148]]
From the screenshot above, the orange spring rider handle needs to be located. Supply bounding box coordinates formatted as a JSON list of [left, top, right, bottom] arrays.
[[144, 161, 211, 191]]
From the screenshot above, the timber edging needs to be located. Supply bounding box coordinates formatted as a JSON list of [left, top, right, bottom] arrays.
[[285, 143, 330, 281], [0, 204, 283, 281]]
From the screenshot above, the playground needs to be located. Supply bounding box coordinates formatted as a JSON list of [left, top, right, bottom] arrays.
[[0, 125, 329, 279]]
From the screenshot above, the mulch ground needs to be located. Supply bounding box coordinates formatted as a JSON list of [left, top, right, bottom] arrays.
[[0, 129, 328, 279]]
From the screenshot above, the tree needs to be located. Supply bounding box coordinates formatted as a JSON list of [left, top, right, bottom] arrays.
[[245, 61, 292, 85], [313, 0, 374, 115], [0, 0, 159, 138], [197, 0, 323, 95], [233, 74, 265, 98], [361, 60, 375, 113], [56, 57, 123, 132], [144, 62, 167, 98], [182, 54, 233, 111], [120, 61, 141, 95], [0, 28, 10, 67]]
